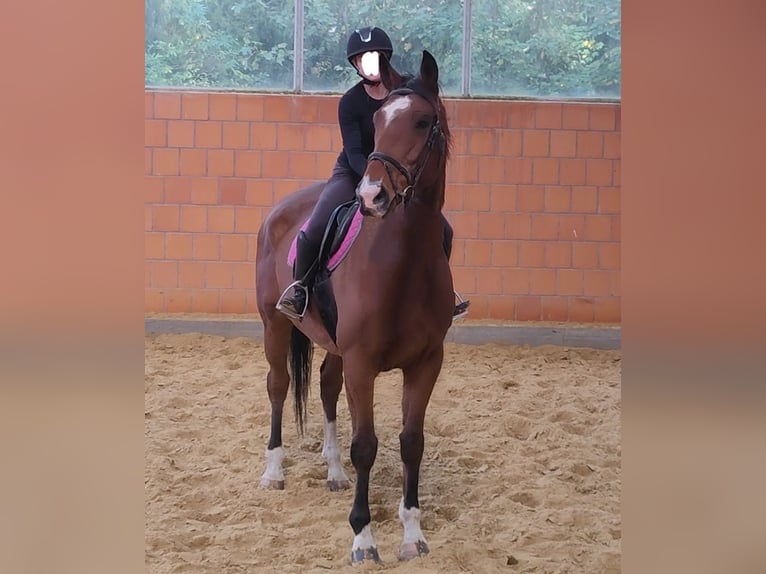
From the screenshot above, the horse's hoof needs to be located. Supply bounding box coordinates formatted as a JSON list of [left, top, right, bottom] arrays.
[[327, 479, 351, 491], [399, 540, 430, 561], [259, 478, 285, 490], [351, 547, 382, 565]]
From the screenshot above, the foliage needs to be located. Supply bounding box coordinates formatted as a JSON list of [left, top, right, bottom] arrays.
[[145, 0, 620, 98]]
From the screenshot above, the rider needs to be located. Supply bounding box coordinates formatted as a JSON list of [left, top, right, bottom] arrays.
[[276, 26, 470, 321]]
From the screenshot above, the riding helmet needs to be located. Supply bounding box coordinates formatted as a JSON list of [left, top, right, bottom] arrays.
[[346, 26, 393, 65]]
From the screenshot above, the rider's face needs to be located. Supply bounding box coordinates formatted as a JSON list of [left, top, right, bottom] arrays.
[[354, 51, 381, 81]]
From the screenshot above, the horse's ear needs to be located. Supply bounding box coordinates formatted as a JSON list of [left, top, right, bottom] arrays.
[[380, 54, 403, 90], [419, 50, 439, 94]]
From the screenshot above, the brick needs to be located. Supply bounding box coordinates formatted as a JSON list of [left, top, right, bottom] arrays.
[[181, 93, 209, 120], [584, 270, 612, 296], [144, 92, 154, 118], [559, 159, 586, 185], [444, 187, 464, 211], [577, 132, 604, 158], [496, 130, 522, 156], [516, 296, 542, 321], [603, 132, 621, 159], [612, 162, 621, 186], [145, 206, 152, 231], [584, 215, 612, 241], [477, 212, 505, 239], [208, 149, 235, 177], [235, 207, 263, 233], [220, 179, 247, 205], [487, 296, 515, 320], [594, 298, 621, 323], [166, 233, 193, 259], [611, 215, 621, 241], [463, 185, 490, 214], [154, 93, 181, 119], [491, 241, 518, 266], [572, 243, 599, 268], [557, 270, 584, 295], [178, 261, 206, 288], [478, 156, 505, 183], [503, 268, 529, 294], [164, 176, 192, 203], [152, 205, 179, 231], [261, 151, 289, 178], [518, 241, 545, 267], [450, 238, 465, 266], [220, 235, 248, 261], [523, 130, 550, 157], [220, 290, 248, 314], [209, 94, 237, 120], [529, 269, 557, 295], [535, 104, 562, 129], [586, 159, 614, 185], [533, 158, 558, 184], [571, 186, 598, 212], [207, 206, 235, 233], [505, 158, 533, 184], [144, 177, 164, 203], [476, 268, 503, 294], [262, 96, 291, 121], [191, 178, 219, 205], [598, 187, 621, 213], [195, 121, 222, 148], [234, 150, 265, 177], [193, 290, 220, 313], [145, 148, 152, 175], [179, 149, 206, 176], [166, 289, 193, 313], [562, 105, 589, 129], [506, 103, 536, 129], [251, 124, 277, 150], [589, 105, 616, 130], [145, 289, 164, 312], [317, 97, 340, 123], [545, 242, 572, 268], [316, 152, 338, 178], [517, 185, 544, 212], [233, 262, 255, 289], [246, 180, 274, 206], [544, 186, 571, 212], [150, 261, 177, 287], [145, 232, 164, 259], [451, 155, 479, 182], [153, 149, 179, 176], [558, 215, 586, 241], [194, 235, 219, 261], [289, 152, 317, 179], [468, 130, 495, 155], [305, 125, 333, 151], [531, 214, 559, 240], [206, 262, 233, 289], [222, 122, 250, 149], [599, 244, 621, 269], [277, 124, 305, 151], [238, 95, 264, 121], [541, 296, 569, 322], [550, 130, 577, 157], [451, 211, 478, 239], [452, 267, 475, 295], [145, 119, 167, 146], [246, 291, 258, 313], [180, 205, 207, 232], [489, 184, 516, 212], [167, 120, 195, 147], [451, 129, 469, 155], [464, 240, 491, 266], [569, 297, 595, 322], [611, 271, 621, 296], [505, 213, 532, 239]]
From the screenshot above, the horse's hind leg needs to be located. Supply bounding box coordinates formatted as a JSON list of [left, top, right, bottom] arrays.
[[319, 353, 351, 491], [259, 315, 292, 490], [397, 347, 444, 560]]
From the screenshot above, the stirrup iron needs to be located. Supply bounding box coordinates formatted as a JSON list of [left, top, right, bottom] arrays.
[[276, 280, 309, 320]]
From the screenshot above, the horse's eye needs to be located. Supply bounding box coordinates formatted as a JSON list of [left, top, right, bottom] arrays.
[[415, 118, 430, 130]]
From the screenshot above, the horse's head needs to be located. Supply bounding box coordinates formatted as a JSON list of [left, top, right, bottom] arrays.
[[357, 50, 450, 218]]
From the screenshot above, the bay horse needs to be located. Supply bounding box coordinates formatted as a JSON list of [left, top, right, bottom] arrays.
[[254, 50, 454, 564]]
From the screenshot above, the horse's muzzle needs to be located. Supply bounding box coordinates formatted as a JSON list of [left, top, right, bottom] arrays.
[[356, 176, 390, 218]]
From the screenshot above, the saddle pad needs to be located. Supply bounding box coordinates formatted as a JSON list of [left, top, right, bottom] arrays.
[[287, 207, 364, 272]]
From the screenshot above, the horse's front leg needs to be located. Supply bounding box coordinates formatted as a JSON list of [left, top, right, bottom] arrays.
[[319, 353, 351, 491], [259, 315, 292, 489], [344, 359, 381, 564], [398, 346, 444, 560]]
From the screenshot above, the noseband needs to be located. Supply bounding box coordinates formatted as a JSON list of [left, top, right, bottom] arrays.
[[367, 87, 444, 207]]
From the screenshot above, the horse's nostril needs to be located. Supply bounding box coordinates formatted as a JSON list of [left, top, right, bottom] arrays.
[[373, 188, 388, 207]]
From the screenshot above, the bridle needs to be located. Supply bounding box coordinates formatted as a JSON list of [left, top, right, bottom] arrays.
[[366, 87, 445, 208]]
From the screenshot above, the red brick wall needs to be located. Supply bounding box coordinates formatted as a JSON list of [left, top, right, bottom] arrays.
[[145, 90, 621, 322]]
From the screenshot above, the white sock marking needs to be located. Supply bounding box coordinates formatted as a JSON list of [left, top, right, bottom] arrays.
[[322, 419, 350, 483], [352, 524, 377, 551], [261, 446, 284, 482], [399, 498, 427, 545]]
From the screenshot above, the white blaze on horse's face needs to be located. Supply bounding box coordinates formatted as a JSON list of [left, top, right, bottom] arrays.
[[380, 97, 411, 130]]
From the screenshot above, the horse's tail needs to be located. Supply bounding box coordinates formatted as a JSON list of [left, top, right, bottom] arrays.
[[288, 326, 312, 435]]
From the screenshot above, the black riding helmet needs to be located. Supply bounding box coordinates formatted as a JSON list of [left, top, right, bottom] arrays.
[[346, 26, 393, 66]]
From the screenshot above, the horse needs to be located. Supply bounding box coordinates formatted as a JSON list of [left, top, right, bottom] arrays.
[[254, 50, 454, 564]]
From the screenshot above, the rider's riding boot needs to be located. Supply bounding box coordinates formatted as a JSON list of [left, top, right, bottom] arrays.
[[276, 231, 321, 320]]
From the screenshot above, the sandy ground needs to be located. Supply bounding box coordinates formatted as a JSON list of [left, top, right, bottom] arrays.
[[145, 333, 621, 573]]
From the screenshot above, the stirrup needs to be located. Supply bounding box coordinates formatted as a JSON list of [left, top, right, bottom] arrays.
[[452, 291, 470, 322], [276, 281, 309, 320]]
